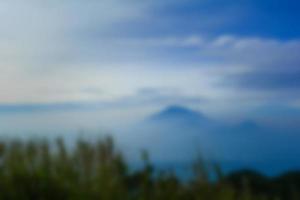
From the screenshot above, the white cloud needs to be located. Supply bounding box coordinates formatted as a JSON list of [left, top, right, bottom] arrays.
[[2, 32, 300, 114], [128, 35, 300, 70], [0, 0, 299, 120], [0, 0, 149, 68], [121, 35, 204, 47]]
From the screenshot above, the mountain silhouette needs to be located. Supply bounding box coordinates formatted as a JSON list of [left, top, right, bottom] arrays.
[[125, 105, 300, 175], [234, 120, 260, 132], [148, 105, 210, 125]]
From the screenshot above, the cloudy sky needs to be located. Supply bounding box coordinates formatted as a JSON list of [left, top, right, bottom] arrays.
[[1, 0, 300, 132]]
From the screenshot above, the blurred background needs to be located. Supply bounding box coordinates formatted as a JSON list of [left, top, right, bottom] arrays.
[[0, 0, 300, 199]]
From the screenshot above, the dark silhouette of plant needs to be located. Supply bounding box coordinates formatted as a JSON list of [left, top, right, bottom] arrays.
[[0, 137, 298, 200]]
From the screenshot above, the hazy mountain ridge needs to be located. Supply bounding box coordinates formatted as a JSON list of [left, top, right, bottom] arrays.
[[122, 105, 300, 175], [148, 105, 210, 124]]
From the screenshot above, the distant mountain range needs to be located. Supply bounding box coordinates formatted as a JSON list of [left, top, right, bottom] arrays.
[[123, 105, 300, 176], [146, 105, 264, 133]]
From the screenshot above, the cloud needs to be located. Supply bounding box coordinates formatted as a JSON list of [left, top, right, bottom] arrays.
[[204, 37, 300, 96], [0, 0, 299, 120], [0, 0, 148, 67], [0, 102, 84, 113], [0, 87, 206, 134], [135, 35, 300, 115], [227, 70, 300, 90], [116, 87, 205, 108], [131, 34, 300, 89]]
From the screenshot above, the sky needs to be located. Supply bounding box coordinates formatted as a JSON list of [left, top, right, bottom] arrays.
[[0, 0, 300, 132]]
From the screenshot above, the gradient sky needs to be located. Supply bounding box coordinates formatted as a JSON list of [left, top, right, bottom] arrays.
[[1, 0, 300, 131]]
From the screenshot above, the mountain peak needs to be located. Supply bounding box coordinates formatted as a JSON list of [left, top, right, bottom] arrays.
[[234, 120, 260, 132], [148, 105, 209, 124], [162, 105, 195, 114]]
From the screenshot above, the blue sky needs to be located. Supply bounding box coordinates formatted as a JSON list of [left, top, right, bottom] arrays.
[[0, 0, 300, 130]]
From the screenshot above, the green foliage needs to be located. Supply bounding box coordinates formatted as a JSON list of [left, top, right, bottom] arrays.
[[0, 137, 298, 200]]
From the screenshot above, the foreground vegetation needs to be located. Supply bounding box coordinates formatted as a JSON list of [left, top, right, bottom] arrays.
[[0, 137, 299, 200]]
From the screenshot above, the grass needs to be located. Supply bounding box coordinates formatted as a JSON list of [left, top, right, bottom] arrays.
[[0, 136, 298, 200]]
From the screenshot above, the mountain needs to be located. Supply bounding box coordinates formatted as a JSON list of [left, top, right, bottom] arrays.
[[124, 105, 300, 175], [236, 120, 259, 129], [233, 120, 260, 133], [123, 105, 215, 163], [147, 105, 210, 125]]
